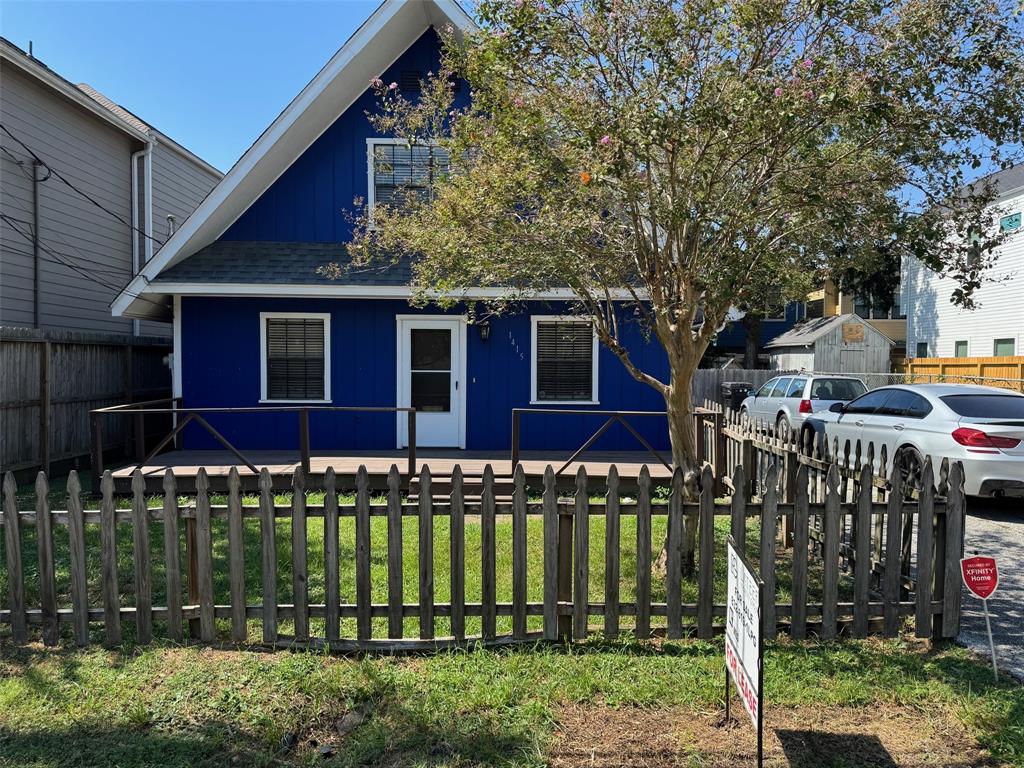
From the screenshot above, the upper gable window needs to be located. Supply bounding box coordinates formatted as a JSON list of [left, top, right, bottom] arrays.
[[367, 139, 450, 214]]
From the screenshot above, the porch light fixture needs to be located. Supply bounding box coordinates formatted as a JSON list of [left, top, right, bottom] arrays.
[[477, 321, 491, 341]]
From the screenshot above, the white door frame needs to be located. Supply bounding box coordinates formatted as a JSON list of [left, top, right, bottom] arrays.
[[395, 315, 467, 449]]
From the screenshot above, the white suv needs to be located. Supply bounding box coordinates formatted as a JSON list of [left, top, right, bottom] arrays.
[[739, 374, 868, 437]]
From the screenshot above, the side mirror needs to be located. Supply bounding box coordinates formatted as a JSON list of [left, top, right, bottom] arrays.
[[828, 402, 845, 414]]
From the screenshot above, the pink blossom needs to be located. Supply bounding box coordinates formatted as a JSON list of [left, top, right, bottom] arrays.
[[388, 82, 398, 90], [773, 86, 783, 97], [803, 89, 814, 100], [370, 77, 384, 88], [803, 58, 813, 69], [513, 97, 525, 107], [599, 135, 611, 145], [514, 0, 524, 6]]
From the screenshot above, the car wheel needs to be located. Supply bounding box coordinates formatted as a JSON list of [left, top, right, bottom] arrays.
[[895, 446, 924, 494], [799, 427, 815, 457], [776, 414, 791, 441]]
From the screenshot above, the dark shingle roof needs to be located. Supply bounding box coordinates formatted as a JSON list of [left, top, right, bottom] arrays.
[[153, 241, 412, 285]]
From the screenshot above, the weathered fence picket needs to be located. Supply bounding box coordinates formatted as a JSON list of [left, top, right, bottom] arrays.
[[0, 445, 964, 650]]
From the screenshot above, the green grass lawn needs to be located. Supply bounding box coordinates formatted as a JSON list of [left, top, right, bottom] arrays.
[[0, 635, 1021, 767]]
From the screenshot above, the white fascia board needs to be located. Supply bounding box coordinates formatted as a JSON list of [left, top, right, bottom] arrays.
[[112, 0, 475, 319], [150, 283, 644, 301]]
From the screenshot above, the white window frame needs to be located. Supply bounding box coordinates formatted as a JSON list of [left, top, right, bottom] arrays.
[[530, 315, 600, 405], [366, 137, 445, 226], [259, 312, 332, 404], [993, 337, 1017, 357]]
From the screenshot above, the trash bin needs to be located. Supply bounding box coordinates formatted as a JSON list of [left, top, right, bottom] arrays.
[[720, 381, 754, 410]]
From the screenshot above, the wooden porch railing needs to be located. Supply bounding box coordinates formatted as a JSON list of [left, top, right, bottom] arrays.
[[90, 402, 417, 489]]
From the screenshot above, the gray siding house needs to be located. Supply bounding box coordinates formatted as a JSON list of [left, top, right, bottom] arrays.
[[0, 38, 222, 335], [766, 313, 895, 373]]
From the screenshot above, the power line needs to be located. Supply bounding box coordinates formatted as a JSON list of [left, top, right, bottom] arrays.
[[1, 213, 168, 311], [1, 214, 132, 277], [1, 122, 165, 248]]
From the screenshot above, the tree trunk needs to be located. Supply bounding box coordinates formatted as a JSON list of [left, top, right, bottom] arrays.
[[742, 313, 761, 369], [656, 363, 700, 577]]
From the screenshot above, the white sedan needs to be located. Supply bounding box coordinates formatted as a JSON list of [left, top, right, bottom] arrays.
[[801, 383, 1024, 497]]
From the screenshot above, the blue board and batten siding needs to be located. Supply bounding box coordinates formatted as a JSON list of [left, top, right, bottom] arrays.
[[180, 297, 671, 451], [223, 29, 467, 243]]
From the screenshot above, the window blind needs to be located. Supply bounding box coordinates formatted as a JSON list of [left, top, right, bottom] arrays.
[[535, 321, 593, 401], [372, 142, 450, 209], [266, 318, 325, 400]]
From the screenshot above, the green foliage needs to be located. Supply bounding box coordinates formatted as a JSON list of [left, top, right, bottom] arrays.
[[341, 0, 1023, 413]]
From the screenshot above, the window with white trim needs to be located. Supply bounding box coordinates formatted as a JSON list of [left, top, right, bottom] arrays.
[[532, 318, 598, 403], [367, 139, 449, 212], [261, 314, 330, 402]]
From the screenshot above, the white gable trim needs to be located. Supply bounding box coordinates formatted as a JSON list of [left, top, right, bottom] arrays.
[[112, 0, 475, 320]]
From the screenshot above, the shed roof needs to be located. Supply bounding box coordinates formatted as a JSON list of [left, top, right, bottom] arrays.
[[765, 313, 895, 349]]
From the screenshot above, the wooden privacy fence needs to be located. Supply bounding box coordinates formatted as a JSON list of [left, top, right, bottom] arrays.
[[0, 327, 171, 477], [1, 453, 964, 651]]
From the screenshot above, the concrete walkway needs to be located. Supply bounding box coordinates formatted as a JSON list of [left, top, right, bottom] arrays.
[[960, 497, 1023, 682]]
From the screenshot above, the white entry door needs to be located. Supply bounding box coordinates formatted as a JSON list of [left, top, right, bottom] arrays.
[[397, 317, 465, 448]]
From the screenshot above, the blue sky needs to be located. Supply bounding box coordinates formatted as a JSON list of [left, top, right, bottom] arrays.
[[1, 1, 382, 172]]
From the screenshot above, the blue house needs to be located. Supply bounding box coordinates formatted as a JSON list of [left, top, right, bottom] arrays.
[[112, 0, 673, 457]]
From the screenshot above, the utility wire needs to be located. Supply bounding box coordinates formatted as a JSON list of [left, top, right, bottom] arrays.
[[1, 213, 168, 310], [1, 214, 133, 277], [1, 122, 165, 248]]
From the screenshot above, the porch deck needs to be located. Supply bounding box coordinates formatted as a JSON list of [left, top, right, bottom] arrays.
[[108, 449, 674, 493]]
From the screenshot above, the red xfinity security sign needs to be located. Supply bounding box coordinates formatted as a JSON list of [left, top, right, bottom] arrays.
[[961, 556, 999, 600]]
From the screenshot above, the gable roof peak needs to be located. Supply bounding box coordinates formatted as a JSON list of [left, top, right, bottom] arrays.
[[112, 0, 475, 319]]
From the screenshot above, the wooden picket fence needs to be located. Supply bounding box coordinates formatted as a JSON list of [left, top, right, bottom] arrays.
[[1, 447, 964, 651]]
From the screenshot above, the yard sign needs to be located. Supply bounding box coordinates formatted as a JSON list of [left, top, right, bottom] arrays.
[[725, 536, 764, 767], [961, 555, 1000, 680]]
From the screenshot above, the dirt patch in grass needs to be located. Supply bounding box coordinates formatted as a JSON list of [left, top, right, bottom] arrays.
[[549, 702, 1002, 768]]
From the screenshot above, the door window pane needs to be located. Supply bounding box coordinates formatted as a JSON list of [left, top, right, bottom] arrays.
[[411, 329, 451, 370], [785, 378, 807, 398], [411, 372, 451, 412], [756, 379, 778, 397], [768, 377, 792, 397], [880, 390, 933, 418], [844, 388, 895, 415]]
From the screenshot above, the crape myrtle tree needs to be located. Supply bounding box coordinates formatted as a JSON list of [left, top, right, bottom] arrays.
[[335, 0, 1023, 569]]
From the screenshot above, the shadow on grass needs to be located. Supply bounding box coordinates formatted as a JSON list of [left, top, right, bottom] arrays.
[[776, 730, 897, 768], [0, 723, 260, 768]]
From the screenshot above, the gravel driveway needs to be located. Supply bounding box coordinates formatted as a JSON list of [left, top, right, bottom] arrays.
[[959, 497, 1023, 681]]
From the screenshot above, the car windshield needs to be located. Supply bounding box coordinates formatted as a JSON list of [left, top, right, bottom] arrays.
[[940, 394, 1024, 419], [809, 378, 867, 401]]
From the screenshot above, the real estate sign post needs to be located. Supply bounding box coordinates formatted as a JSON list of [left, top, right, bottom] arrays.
[[961, 555, 999, 681], [725, 536, 764, 767]]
